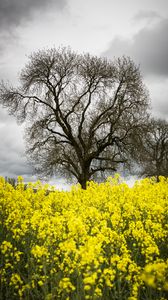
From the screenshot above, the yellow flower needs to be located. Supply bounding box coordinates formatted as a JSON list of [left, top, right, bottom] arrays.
[[0, 175, 167, 299]]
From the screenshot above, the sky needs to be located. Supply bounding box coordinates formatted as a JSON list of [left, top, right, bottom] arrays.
[[0, 0, 168, 188]]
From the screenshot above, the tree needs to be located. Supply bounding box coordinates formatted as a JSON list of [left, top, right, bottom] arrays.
[[5, 176, 16, 188], [0, 47, 149, 189], [136, 118, 168, 181]]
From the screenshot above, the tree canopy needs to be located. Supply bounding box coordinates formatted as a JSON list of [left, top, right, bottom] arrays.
[[136, 118, 168, 180], [0, 47, 149, 188]]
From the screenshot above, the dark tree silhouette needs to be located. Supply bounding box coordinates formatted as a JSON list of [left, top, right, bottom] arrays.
[[5, 177, 16, 188], [136, 118, 168, 181], [0, 47, 149, 188]]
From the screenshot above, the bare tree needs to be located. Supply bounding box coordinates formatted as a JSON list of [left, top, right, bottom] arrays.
[[136, 118, 168, 181], [0, 47, 149, 188]]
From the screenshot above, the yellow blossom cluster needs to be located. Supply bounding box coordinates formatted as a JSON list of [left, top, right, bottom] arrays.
[[0, 175, 168, 299]]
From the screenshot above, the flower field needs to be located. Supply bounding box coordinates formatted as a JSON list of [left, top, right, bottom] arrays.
[[0, 175, 168, 300]]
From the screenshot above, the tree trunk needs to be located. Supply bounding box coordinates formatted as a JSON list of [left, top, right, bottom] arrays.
[[78, 169, 90, 189], [80, 180, 87, 190]]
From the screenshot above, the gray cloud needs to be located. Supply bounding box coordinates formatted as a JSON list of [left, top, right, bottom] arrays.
[[0, 107, 33, 180], [145, 77, 168, 120], [0, 0, 67, 64], [103, 17, 168, 77], [132, 10, 161, 23], [103, 16, 168, 120], [0, 0, 67, 30], [132, 19, 168, 77]]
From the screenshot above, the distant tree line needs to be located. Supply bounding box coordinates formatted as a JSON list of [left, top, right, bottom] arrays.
[[0, 47, 167, 188], [5, 177, 17, 188]]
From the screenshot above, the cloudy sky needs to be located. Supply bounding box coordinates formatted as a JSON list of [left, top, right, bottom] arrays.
[[0, 0, 167, 187]]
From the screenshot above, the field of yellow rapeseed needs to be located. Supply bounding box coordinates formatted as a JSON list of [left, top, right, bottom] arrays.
[[0, 175, 168, 300]]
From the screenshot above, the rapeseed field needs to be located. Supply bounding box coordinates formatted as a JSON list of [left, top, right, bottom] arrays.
[[0, 175, 168, 300]]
